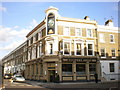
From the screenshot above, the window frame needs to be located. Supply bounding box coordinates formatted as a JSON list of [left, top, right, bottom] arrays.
[[64, 27, 70, 36], [100, 48, 106, 58], [76, 64, 86, 75], [86, 28, 93, 38], [74, 41, 84, 56], [110, 34, 115, 43], [111, 48, 116, 58], [63, 40, 71, 55], [99, 33, 105, 43], [46, 41, 54, 55], [75, 28, 82, 37], [62, 64, 72, 75], [86, 42, 94, 56]]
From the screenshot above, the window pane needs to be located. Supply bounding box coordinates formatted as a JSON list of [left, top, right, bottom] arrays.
[[89, 64, 96, 74], [110, 35, 114, 42], [87, 29, 92, 37], [50, 44, 53, 54], [36, 33, 38, 41], [76, 64, 85, 75], [64, 42, 70, 54], [76, 28, 81, 36], [111, 49, 115, 57], [99, 34, 104, 42], [88, 44, 93, 55], [76, 43, 81, 55], [110, 63, 114, 72], [62, 64, 72, 75], [101, 48, 105, 57], [64, 27, 69, 36]]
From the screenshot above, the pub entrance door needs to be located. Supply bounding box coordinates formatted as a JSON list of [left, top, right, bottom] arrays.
[[49, 70, 55, 82]]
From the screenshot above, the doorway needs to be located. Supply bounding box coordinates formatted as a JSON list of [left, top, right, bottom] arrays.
[[49, 70, 55, 82]]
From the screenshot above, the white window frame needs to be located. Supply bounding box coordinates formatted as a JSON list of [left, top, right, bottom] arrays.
[[110, 34, 115, 43], [46, 41, 54, 55], [74, 41, 84, 56], [99, 33, 105, 43], [100, 48, 106, 58], [63, 40, 71, 55], [111, 48, 116, 58], [64, 27, 70, 36], [75, 28, 82, 37], [86, 28, 93, 38], [86, 41, 94, 56]]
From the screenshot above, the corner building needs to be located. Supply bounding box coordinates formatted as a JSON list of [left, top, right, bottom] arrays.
[[25, 6, 101, 82]]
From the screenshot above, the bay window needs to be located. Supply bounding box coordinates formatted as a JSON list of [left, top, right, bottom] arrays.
[[64, 42, 70, 55], [87, 44, 93, 56], [76, 43, 82, 55]]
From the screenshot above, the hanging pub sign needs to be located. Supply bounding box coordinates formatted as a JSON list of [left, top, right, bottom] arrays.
[[47, 13, 55, 35]]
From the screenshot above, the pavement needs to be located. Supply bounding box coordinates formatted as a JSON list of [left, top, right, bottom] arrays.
[[1, 79, 120, 90], [25, 80, 120, 89]]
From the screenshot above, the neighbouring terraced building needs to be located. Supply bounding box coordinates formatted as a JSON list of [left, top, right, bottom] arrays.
[[2, 6, 120, 82]]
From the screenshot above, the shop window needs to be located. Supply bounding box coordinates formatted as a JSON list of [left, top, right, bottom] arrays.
[[64, 42, 70, 55], [62, 64, 72, 75], [89, 64, 96, 74], [109, 63, 114, 72], [88, 44, 93, 55], [111, 49, 115, 57], [76, 43, 82, 55], [76, 64, 85, 75], [100, 48, 106, 57]]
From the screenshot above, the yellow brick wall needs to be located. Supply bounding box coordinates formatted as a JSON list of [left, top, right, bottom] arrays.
[[98, 31, 118, 57]]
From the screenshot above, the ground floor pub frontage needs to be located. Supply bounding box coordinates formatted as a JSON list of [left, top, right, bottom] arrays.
[[25, 56, 101, 82]]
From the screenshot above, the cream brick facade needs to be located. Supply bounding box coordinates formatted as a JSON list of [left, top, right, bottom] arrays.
[[2, 6, 120, 82]]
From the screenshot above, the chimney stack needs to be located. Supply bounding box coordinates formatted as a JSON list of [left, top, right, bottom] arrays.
[[84, 16, 90, 20], [105, 19, 113, 26]]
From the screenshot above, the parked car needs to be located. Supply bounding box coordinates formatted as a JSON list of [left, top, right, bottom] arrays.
[[4, 74, 12, 79], [11, 75, 25, 82]]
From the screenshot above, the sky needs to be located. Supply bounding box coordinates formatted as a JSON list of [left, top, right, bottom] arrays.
[[0, 2, 119, 59]]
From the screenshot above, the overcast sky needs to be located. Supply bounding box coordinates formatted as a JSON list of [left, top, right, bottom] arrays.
[[0, 2, 119, 59]]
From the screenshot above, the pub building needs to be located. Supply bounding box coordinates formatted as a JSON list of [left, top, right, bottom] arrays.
[[25, 6, 101, 82]]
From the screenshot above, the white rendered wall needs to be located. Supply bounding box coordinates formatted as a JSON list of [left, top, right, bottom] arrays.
[[100, 60, 120, 81]]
